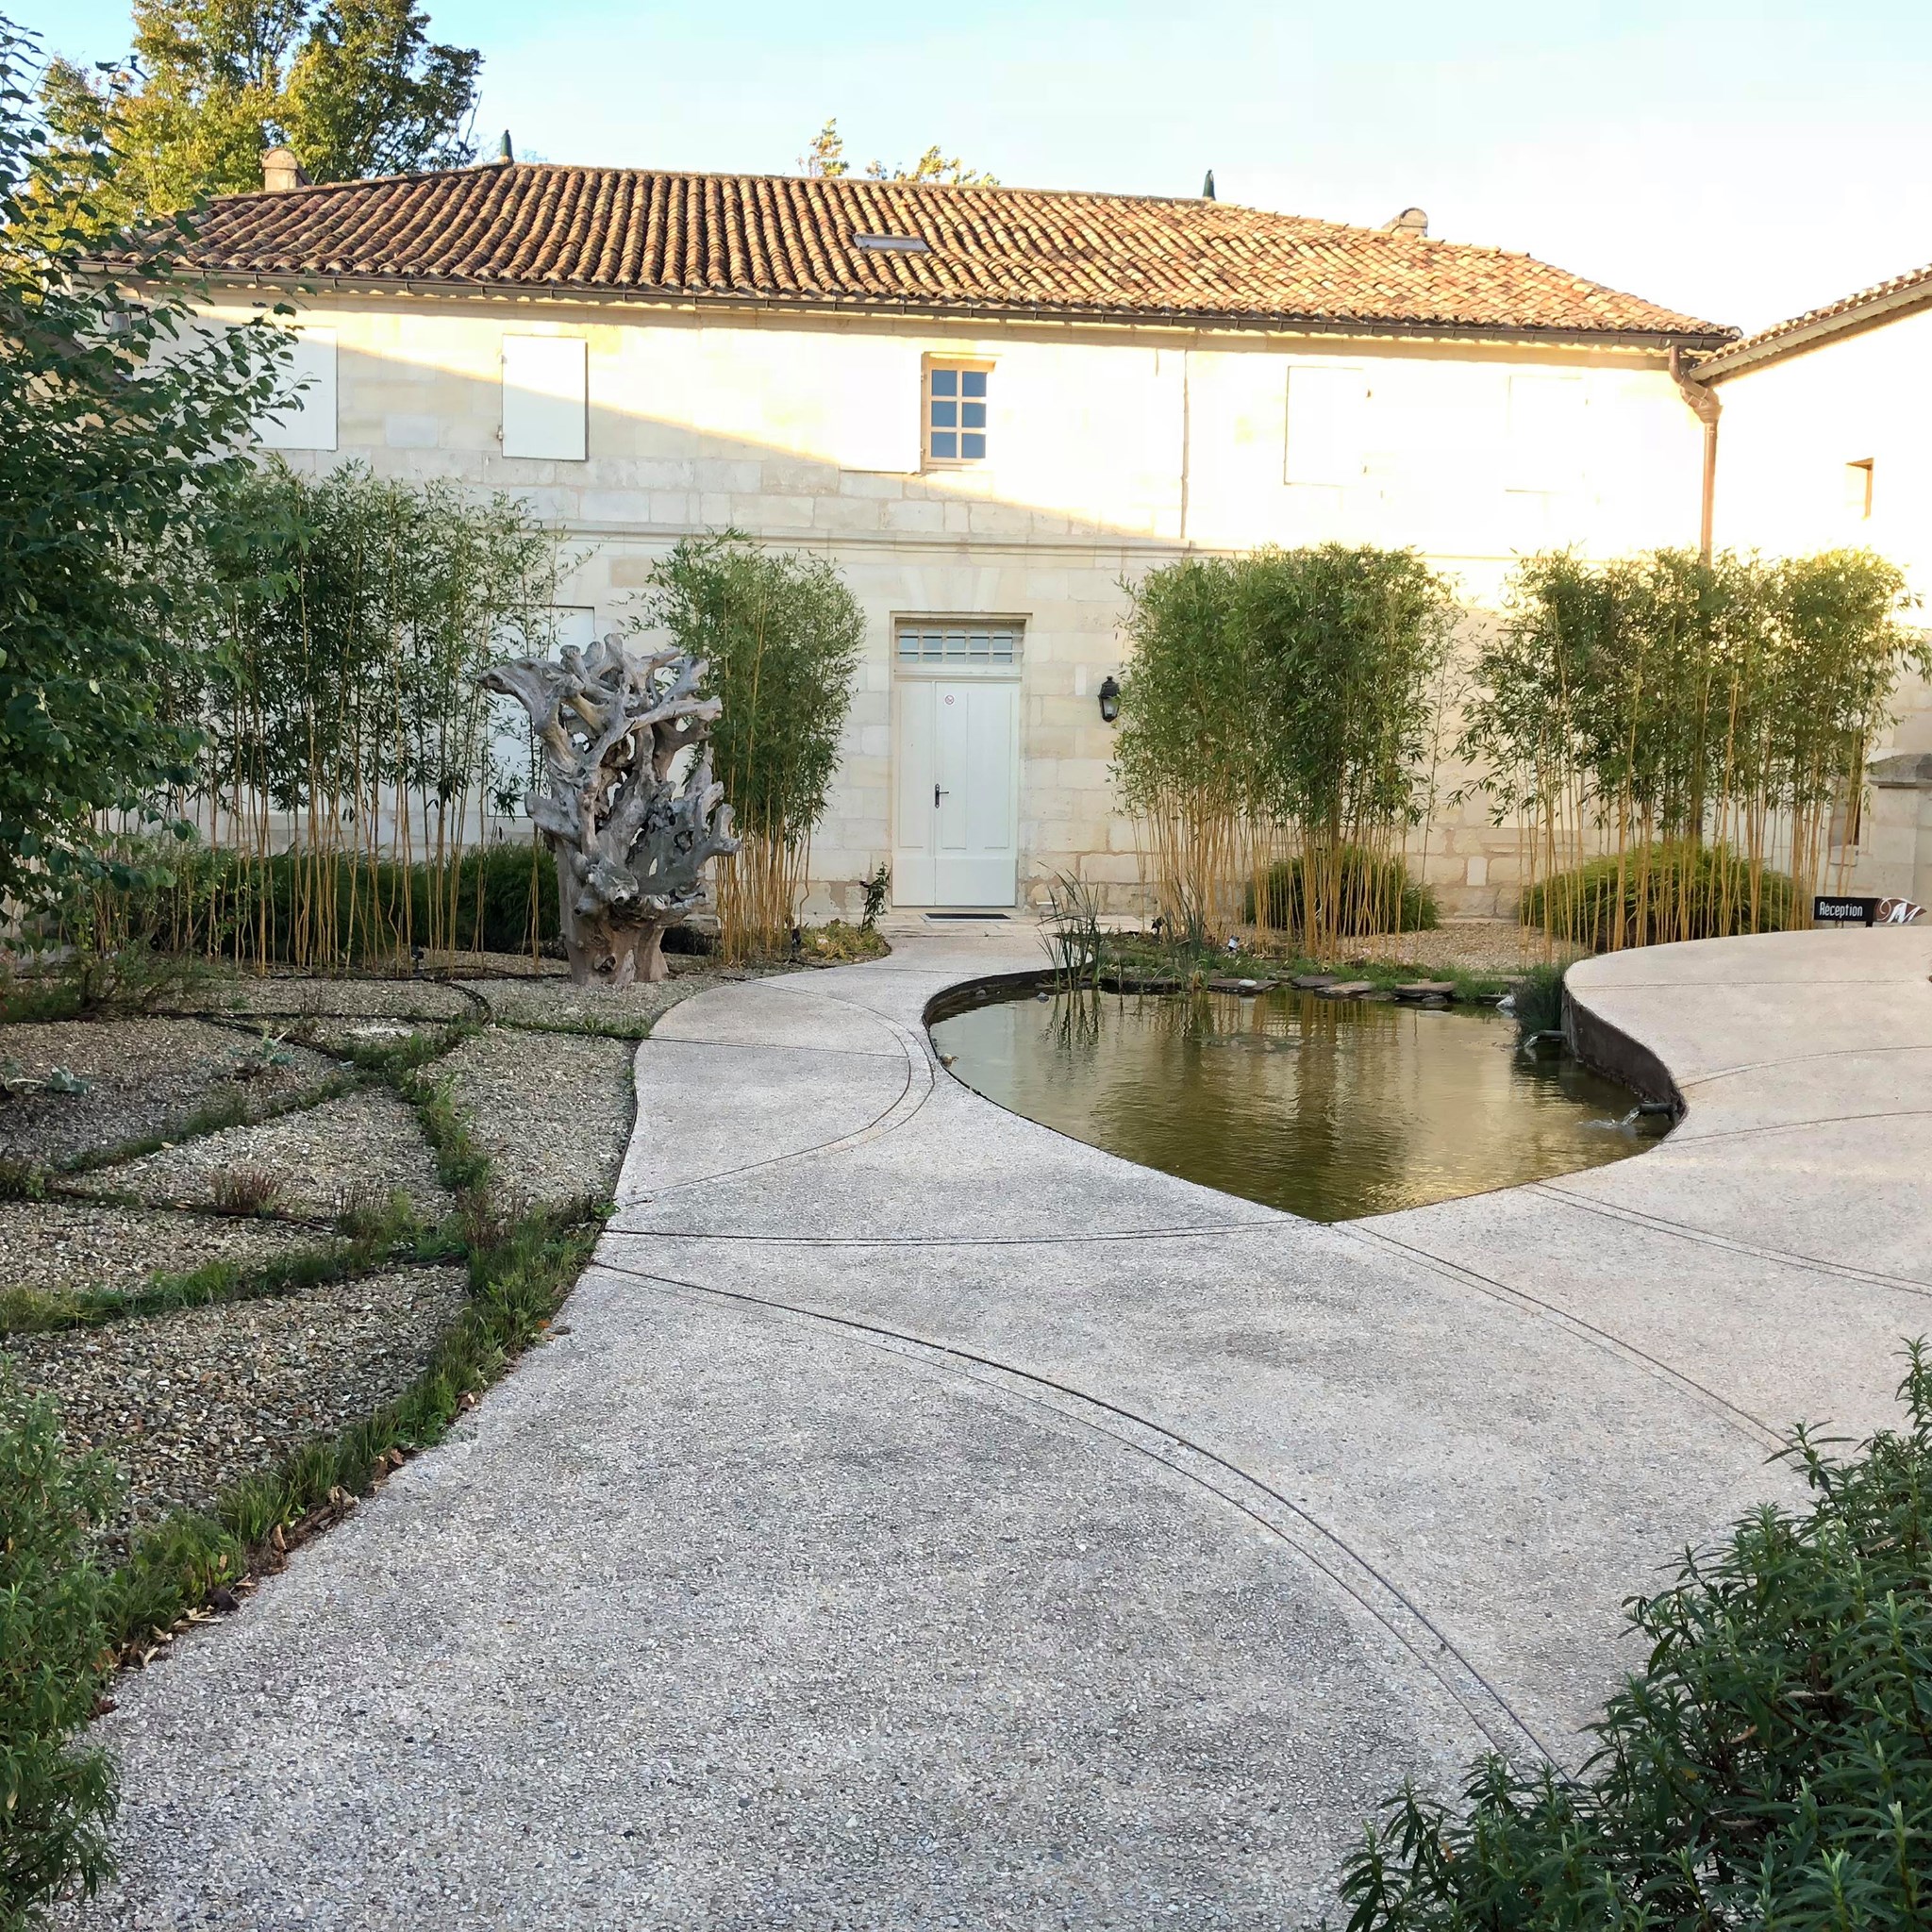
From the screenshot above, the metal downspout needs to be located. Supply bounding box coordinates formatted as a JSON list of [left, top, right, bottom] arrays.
[[1669, 346, 1722, 559]]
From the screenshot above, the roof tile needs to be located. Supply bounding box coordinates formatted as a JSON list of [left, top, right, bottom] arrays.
[[169, 163, 1733, 341]]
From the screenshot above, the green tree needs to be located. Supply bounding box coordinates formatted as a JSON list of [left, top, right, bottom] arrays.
[[799, 116, 997, 186], [0, 12, 287, 912], [42, 0, 479, 219]]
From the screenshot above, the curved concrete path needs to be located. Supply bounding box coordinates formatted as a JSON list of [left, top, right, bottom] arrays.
[[75, 928, 1932, 1928]]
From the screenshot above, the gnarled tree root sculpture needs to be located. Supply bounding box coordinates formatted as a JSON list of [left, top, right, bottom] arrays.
[[483, 634, 739, 988]]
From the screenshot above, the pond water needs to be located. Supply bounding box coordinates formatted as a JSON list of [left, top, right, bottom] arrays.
[[928, 985, 1650, 1223]]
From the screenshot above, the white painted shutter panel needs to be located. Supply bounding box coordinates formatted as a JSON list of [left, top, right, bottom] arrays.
[[834, 341, 922, 472], [257, 329, 337, 452], [1507, 375, 1586, 491], [1285, 365, 1368, 486], [503, 337, 587, 460]]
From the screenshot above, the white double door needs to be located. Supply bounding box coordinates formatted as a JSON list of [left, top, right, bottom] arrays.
[[894, 678, 1019, 908]]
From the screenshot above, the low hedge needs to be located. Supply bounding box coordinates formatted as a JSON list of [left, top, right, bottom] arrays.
[[1520, 842, 1798, 952], [1242, 846, 1440, 938], [1342, 1341, 1932, 1930]]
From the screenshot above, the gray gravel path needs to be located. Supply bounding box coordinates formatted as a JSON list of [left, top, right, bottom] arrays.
[[439, 1028, 633, 1208], [165, 977, 478, 1024], [0, 1019, 334, 1165], [461, 965, 723, 1037], [71, 1085, 453, 1224], [5, 1265, 468, 1533], [0, 1199, 320, 1303]]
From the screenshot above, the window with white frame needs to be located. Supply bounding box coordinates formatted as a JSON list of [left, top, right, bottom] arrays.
[[895, 622, 1021, 666], [502, 336, 587, 460], [1284, 364, 1369, 486], [925, 361, 991, 463], [256, 329, 337, 452]]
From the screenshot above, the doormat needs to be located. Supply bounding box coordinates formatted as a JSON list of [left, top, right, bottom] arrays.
[[925, 911, 1011, 920]]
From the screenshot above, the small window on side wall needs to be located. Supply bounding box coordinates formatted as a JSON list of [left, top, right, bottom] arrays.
[[926, 360, 991, 465]]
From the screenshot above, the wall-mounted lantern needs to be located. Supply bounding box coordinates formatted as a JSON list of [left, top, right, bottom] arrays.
[[1097, 675, 1121, 724]]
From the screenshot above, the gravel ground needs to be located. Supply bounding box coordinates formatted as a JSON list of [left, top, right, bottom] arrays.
[[441, 1027, 634, 1207], [287, 1017, 464, 1058], [1341, 920, 1588, 974], [71, 1085, 454, 1224], [461, 964, 724, 1036], [163, 975, 479, 1024], [3, 1266, 470, 1534], [0, 1199, 320, 1303], [0, 1019, 335, 1166]]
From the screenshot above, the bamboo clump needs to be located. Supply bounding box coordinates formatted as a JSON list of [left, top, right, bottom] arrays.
[[1462, 548, 1927, 953]]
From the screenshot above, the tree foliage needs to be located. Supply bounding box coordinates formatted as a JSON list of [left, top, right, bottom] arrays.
[[0, 14, 285, 912], [43, 0, 479, 221], [1463, 548, 1927, 946], [1342, 1342, 1932, 1932], [798, 115, 997, 185], [1112, 544, 1455, 948], [641, 533, 864, 958]]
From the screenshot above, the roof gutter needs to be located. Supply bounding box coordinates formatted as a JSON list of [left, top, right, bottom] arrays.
[[92, 261, 1737, 354], [1687, 275, 1932, 381]]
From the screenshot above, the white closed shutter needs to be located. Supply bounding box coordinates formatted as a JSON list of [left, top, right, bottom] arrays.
[[1285, 364, 1369, 486], [1507, 375, 1586, 491], [257, 329, 337, 452], [503, 336, 587, 460]]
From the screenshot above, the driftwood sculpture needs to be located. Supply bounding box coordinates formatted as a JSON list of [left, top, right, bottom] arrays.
[[483, 633, 739, 987]]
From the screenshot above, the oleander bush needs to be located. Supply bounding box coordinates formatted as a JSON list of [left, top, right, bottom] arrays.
[[1518, 842, 1800, 953], [0, 1375, 120, 1924], [1341, 1341, 1932, 1932]]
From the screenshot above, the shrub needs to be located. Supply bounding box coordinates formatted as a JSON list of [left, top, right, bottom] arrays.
[[1509, 961, 1565, 1038], [1341, 1341, 1932, 1932], [0, 1374, 120, 1920], [641, 534, 864, 961], [1242, 847, 1439, 938], [1520, 842, 1799, 952]]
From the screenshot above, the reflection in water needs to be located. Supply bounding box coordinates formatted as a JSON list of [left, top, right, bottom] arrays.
[[929, 986, 1646, 1223]]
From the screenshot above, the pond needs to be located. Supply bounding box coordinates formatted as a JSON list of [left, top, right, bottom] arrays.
[[928, 984, 1651, 1223]]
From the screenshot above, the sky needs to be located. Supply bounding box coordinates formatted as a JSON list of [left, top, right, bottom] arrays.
[[23, 0, 1931, 334]]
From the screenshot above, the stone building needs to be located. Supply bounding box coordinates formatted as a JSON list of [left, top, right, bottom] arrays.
[[1692, 266, 1932, 912], [181, 153, 1782, 915]]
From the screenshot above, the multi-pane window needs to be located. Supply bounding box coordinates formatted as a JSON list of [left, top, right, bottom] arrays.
[[926, 362, 990, 463], [895, 624, 1020, 665]]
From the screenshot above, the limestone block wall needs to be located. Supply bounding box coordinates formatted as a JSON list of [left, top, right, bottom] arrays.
[[207, 289, 1718, 919]]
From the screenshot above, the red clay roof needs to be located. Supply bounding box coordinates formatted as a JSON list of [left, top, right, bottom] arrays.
[[168, 163, 1733, 342], [1698, 258, 1932, 370]]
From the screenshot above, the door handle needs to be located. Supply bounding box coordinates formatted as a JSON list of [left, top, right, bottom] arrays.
[[934, 784, 949, 807]]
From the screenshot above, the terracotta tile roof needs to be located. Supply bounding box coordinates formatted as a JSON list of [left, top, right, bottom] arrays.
[[165, 163, 1733, 343], [1696, 258, 1932, 373]]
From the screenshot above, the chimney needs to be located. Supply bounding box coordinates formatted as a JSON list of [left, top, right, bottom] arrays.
[[1201, 168, 1216, 200], [1382, 207, 1428, 238], [261, 146, 308, 192], [497, 130, 514, 165]]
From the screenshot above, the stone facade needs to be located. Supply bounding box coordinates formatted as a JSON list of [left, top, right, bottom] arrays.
[[214, 286, 1746, 917]]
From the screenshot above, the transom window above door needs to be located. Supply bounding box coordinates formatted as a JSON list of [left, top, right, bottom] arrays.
[[896, 623, 1021, 667], [925, 361, 991, 464]]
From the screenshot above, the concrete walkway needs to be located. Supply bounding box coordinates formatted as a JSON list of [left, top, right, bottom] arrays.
[[76, 927, 1932, 1929]]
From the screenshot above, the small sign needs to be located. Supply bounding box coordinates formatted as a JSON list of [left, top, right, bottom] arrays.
[[1814, 894, 1880, 926]]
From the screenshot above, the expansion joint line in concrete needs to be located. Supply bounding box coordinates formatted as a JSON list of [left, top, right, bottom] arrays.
[[592, 1256, 1559, 1767], [625, 1006, 937, 1203], [1343, 1225, 1785, 1452], [1524, 1185, 1932, 1298], [603, 1222, 1289, 1246]]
